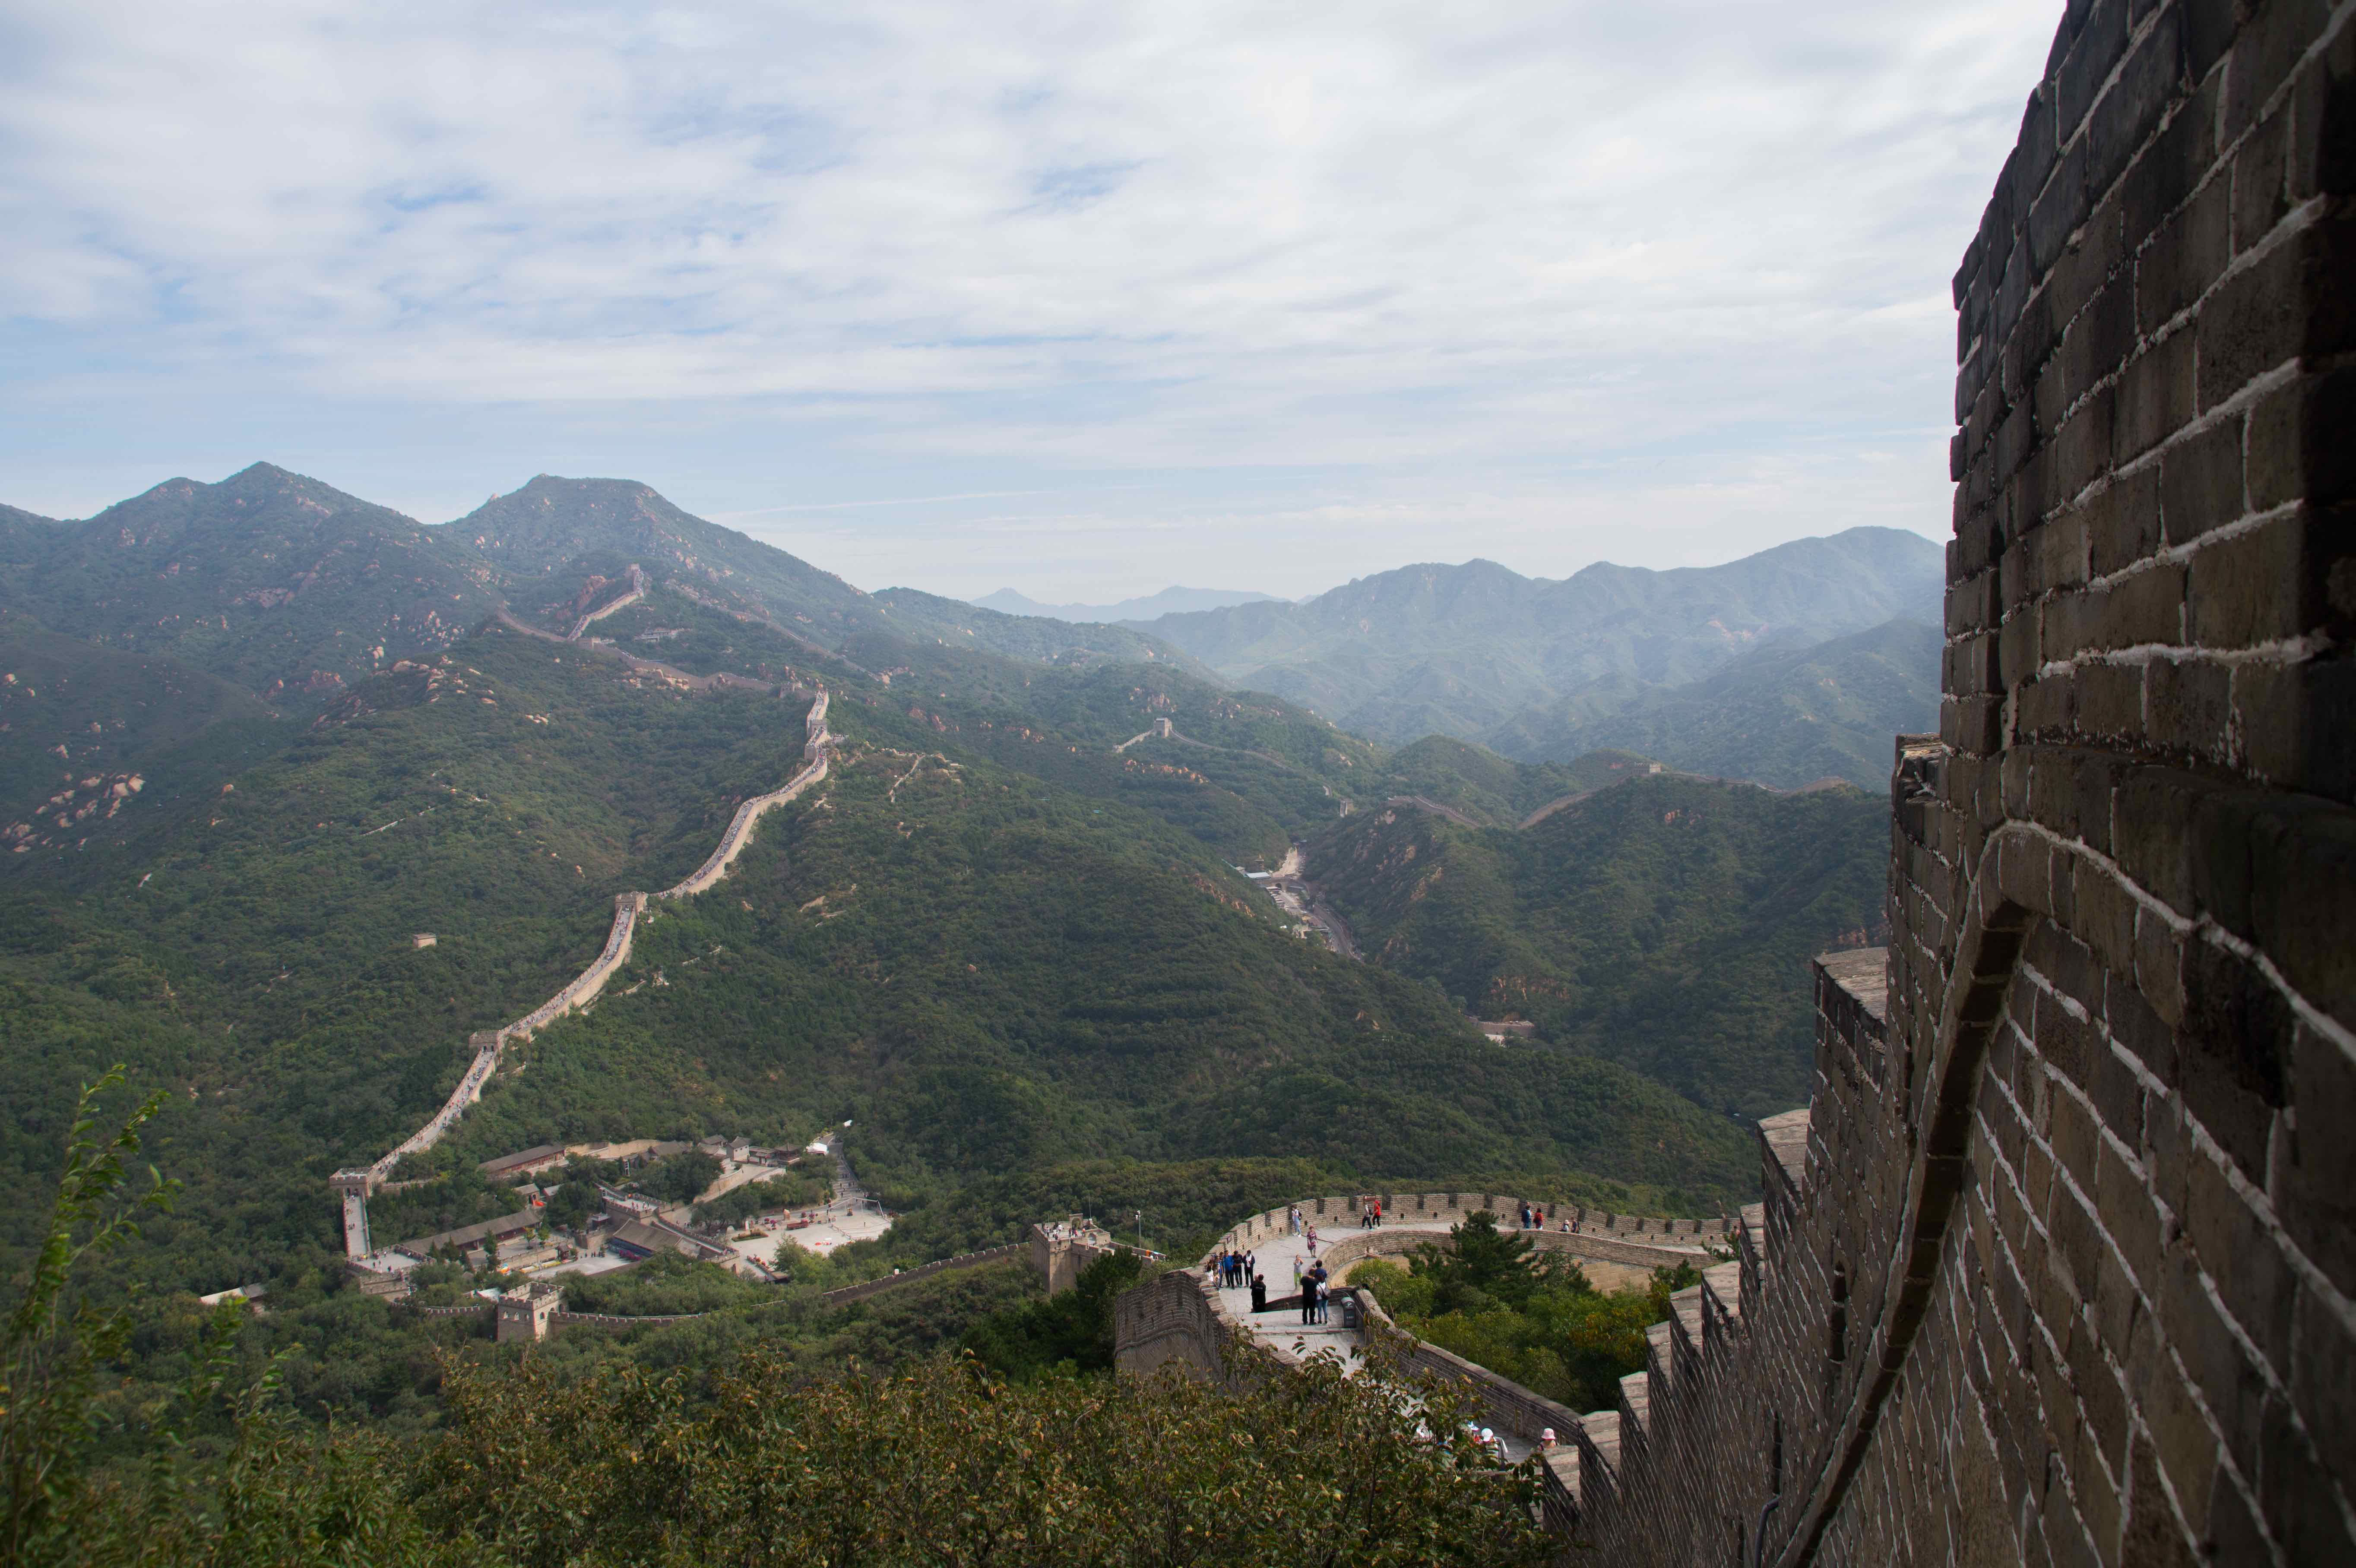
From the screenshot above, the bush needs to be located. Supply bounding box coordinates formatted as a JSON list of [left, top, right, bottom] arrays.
[[692, 1170, 828, 1230], [956, 1250, 1143, 1380], [1348, 1214, 1688, 1412]]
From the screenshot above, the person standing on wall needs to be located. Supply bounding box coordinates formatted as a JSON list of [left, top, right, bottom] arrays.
[[1250, 1270, 1267, 1313]]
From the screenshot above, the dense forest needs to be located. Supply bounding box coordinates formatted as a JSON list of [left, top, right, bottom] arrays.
[[0, 462, 1906, 1543], [1308, 774, 1890, 1119]]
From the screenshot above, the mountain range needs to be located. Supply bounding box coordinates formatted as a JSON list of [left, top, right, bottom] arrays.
[[1113, 530, 1944, 787], [971, 585, 1284, 621], [0, 457, 1907, 1449]]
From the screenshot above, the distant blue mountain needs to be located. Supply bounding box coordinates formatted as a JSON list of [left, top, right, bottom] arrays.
[[970, 585, 1282, 623]]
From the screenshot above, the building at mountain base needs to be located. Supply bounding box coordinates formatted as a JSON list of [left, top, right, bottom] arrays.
[[1117, 1, 2354, 1560]]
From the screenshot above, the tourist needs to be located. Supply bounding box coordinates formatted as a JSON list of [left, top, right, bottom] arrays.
[[1372, 1198, 1382, 1227], [1535, 1206, 1546, 1230], [1250, 1271, 1267, 1313], [1243, 1248, 1256, 1283], [1288, 1204, 1301, 1235], [1559, 1217, 1571, 1234], [1300, 1271, 1318, 1326], [1519, 1203, 1532, 1230], [1310, 1261, 1330, 1323]]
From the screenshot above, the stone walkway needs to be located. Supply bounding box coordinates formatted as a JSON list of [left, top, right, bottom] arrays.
[[1207, 1214, 1449, 1372], [1208, 1211, 1704, 1463]]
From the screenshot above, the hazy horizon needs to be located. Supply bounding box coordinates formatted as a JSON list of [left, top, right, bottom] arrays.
[[3, 1, 2055, 601]]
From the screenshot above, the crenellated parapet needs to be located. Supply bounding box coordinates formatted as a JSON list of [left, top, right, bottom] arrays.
[[1556, 0, 2356, 1557]]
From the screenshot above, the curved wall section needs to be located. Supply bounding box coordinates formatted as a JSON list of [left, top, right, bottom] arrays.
[[1554, 3, 2356, 1562]]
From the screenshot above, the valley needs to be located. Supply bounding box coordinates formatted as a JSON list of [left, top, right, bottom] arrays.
[[0, 460, 1889, 1446]]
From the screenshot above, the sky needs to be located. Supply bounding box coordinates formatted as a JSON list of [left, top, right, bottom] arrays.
[[0, 0, 2060, 602]]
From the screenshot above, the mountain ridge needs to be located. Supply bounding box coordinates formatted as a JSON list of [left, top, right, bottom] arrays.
[[972, 585, 1283, 622], [1118, 528, 1943, 784]]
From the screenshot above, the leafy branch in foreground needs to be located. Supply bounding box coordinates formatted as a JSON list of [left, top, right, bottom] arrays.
[[0, 1066, 175, 1562]]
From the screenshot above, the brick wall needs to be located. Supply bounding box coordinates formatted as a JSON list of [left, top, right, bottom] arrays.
[[1561, 2, 2356, 1562]]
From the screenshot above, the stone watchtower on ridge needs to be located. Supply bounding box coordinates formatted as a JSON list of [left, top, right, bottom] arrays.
[[1030, 1216, 1115, 1296]]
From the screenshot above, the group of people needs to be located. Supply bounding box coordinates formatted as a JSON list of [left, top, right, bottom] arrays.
[[1517, 1201, 1569, 1232], [1355, 1195, 1384, 1228], [1294, 1257, 1331, 1325], [1210, 1249, 1276, 1312]]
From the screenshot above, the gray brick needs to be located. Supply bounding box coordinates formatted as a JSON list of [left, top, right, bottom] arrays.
[[2247, 799, 2356, 1035], [2095, 561, 2187, 647], [2178, 939, 2291, 1184], [2113, 329, 2196, 464], [2075, 661, 2145, 740], [2158, 411, 2246, 544], [2230, 104, 2291, 253], [2283, 1023, 2356, 1299], [2060, 0, 2133, 139], [2287, 16, 2356, 200], [2194, 232, 2302, 409], [2122, 70, 2221, 251], [2146, 654, 2231, 760], [2087, 466, 2164, 577], [2033, 137, 2093, 277], [2090, 6, 2188, 195], [2220, 0, 2334, 145], [2136, 173, 2230, 335], [2240, 372, 2304, 512], [2185, 511, 2312, 646]]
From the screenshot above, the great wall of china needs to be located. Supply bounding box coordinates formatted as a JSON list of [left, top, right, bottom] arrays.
[[333, 675, 832, 1262], [1118, 1, 2356, 1560]]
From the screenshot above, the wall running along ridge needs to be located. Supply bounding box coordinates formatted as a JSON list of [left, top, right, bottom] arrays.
[[567, 563, 649, 640], [336, 689, 833, 1259]]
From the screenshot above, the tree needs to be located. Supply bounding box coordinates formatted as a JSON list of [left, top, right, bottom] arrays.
[[1409, 1209, 1538, 1314], [0, 1067, 174, 1562]]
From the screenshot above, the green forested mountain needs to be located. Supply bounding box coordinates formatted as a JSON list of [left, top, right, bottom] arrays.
[[0, 465, 1197, 710], [0, 465, 505, 699], [0, 613, 296, 847], [0, 596, 1754, 1310], [1308, 773, 1890, 1119], [0, 461, 1903, 1490], [1490, 617, 1941, 789], [1372, 736, 1664, 828], [455, 474, 1196, 670], [1120, 528, 1941, 784]]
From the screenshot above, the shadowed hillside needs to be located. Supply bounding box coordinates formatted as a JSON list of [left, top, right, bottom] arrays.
[[1310, 772, 1890, 1119], [1125, 528, 1943, 783]]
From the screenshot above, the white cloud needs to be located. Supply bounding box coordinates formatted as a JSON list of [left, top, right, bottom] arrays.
[[0, 0, 2058, 594]]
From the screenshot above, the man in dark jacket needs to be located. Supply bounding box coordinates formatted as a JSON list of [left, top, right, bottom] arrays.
[[1250, 1272, 1267, 1313]]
